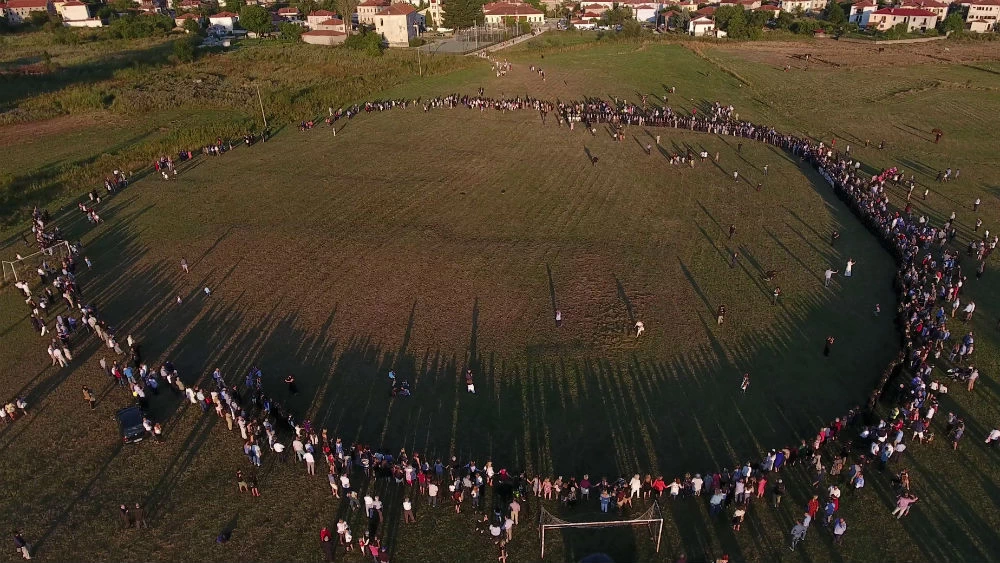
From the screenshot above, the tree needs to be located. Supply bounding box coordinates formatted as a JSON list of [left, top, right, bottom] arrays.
[[29, 10, 51, 25], [173, 35, 198, 62], [278, 21, 303, 40], [600, 5, 632, 26], [183, 17, 203, 34], [938, 12, 963, 34], [776, 11, 793, 29], [226, 0, 247, 13], [443, 0, 484, 28], [240, 5, 272, 35], [668, 10, 690, 30], [825, 0, 845, 25], [344, 28, 385, 54]]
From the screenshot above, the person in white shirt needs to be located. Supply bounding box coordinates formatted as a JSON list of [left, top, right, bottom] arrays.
[[629, 474, 642, 498], [691, 474, 704, 496], [292, 439, 305, 462], [403, 498, 415, 523], [634, 321, 644, 338], [304, 451, 315, 475], [824, 268, 838, 287], [985, 429, 1000, 445], [428, 483, 439, 507]]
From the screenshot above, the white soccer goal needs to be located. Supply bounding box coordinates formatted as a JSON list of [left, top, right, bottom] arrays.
[[2, 241, 72, 283], [538, 500, 664, 559]]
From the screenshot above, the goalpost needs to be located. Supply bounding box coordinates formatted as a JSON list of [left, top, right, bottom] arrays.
[[538, 501, 664, 559], [2, 241, 72, 283]]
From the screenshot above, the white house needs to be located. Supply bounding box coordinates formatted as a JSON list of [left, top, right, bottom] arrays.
[[966, 17, 993, 30], [960, 0, 1000, 29], [483, 1, 545, 25], [778, 0, 811, 12], [374, 2, 418, 45], [674, 0, 698, 10], [208, 11, 239, 31], [847, 0, 877, 23], [899, 0, 949, 18], [862, 6, 938, 30], [632, 3, 658, 21], [306, 9, 337, 27], [314, 16, 347, 31], [59, 0, 101, 25], [301, 29, 347, 44], [688, 14, 715, 34], [357, 0, 390, 25], [4, 0, 53, 23]]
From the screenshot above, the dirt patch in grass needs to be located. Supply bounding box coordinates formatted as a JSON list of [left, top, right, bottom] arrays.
[[711, 39, 1000, 70], [0, 112, 120, 146]]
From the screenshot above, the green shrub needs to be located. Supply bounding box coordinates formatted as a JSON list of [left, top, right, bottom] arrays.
[[344, 30, 385, 55]]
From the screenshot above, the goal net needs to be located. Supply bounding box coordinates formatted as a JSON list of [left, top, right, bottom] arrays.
[[538, 501, 664, 559], [2, 241, 73, 284]]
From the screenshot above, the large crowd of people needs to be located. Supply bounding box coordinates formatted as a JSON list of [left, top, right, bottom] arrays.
[[7, 68, 996, 561]]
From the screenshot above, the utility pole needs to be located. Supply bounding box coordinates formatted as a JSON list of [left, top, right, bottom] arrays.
[[256, 83, 267, 130], [414, 23, 421, 76]]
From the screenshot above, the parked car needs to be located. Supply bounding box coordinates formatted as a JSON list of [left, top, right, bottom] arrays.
[[116, 406, 146, 444]]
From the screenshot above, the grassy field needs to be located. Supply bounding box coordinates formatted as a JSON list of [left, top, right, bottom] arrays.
[[0, 36, 999, 563]]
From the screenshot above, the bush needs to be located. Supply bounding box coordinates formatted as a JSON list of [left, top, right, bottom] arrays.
[[108, 14, 174, 39], [344, 30, 385, 55], [408, 36, 426, 47], [279, 21, 303, 41], [173, 35, 199, 62]]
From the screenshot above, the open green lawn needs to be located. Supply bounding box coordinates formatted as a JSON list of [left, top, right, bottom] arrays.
[[0, 37, 999, 563]]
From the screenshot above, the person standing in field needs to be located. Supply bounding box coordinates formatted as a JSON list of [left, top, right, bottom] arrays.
[[845, 259, 856, 278], [466, 369, 476, 394], [740, 373, 750, 395], [180, 258, 189, 274], [717, 305, 726, 325], [634, 320, 645, 338]]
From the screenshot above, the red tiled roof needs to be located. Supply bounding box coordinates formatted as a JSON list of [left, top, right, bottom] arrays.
[[175, 12, 198, 18], [277, 7, 299, 13], [694, 6, 715, 15], [872, 7, 936, 15], [635, 3, 654, 7], [211, 10, 237, 17], [690, 15, 714, 21], [484, 2, 542, 13], [900, 0, 948, 7], [582, 10, 601, 16], [379, 2, 415, 14], [7, 0, 50, 8], [309, 8, 336, 15], [358, 0, 389, 6], [303, 29, 346, 35]]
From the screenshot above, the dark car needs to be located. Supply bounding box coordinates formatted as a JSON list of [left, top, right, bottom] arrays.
[[116, 406, 146, 444]]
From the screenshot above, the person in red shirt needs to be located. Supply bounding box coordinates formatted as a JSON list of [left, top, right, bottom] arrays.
[[807, 495, 820, 521], [652, 476, 666, 497]]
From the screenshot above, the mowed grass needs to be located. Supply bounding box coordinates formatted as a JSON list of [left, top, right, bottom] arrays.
[[0, 39, 998, 563]]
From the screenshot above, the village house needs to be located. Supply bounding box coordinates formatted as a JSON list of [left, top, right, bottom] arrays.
[[966, 17, 993, 29], [778, 0, 811, 12], [688, 14, 717, 34], [861, 6, 938, 30], [483, 0, 544, 25], [959, 0, 1000, 29], [177, 0, 204, 11], [847, 0, 877, 23], [57, 0, 102, 25], [898, 0, 949, 18], [175, 12, 201, 27], [301, 28, 347, 44], [277, 6, 301, 20], [313, 16, 347, 31], [631, 3, 658, 21], [673, 0, 698, 10], [357, 0, 390, 25], [4, 0, 54, 23], [306, 8, 337, 27], [374, 2, 418, 45], [208, 10, 239, 31], [755, 3, 781, 17]]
